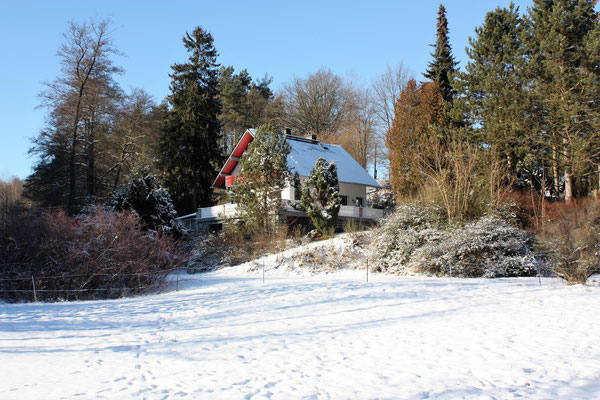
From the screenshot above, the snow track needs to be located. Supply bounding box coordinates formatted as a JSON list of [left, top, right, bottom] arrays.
[[1, 273, 599, 399]]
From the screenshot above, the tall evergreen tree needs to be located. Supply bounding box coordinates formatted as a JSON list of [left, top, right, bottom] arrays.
[[231, 124, 290, 234], [159, 27, 223, 213], [461, 3, 531, 179], [525, 0, 600, 201], [217, 66, 252, 153], [299, 158, 342, 235], [424, 4, 458, 103]]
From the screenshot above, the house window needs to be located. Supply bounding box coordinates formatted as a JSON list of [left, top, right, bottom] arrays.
[[355, 197, 363, 207], [340, 195, 348, 206]]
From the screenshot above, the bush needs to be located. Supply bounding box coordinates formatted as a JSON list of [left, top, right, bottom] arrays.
[[0, 208, 184, 302], [108, 174, 182, 236], [370, 204, 445, 274], [371, 203, 541, 277], [186, 226, 288, 273], [412, 216, 540, 277], [540, 201, 600, 284]]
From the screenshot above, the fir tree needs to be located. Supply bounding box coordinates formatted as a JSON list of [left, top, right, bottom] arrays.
[[299, 158, 342, 235], [108, 173, 182, 235], [159, 26, 223, 213], [525, 0, 600, 201], [424, 4, 458, 103], [231, 124, 290, 234], [217, 66, 252, 153], [461, 4, 531, 179]]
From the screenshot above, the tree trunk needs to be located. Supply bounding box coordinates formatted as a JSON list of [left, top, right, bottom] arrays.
[[192, 182, 198, 213], [86, 110, 96, 201], [552, 146, 560, 198], [564, 166, 573, 202], [68, 96, 84, 215]]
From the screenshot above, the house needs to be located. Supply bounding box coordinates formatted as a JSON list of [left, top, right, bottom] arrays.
[[180, 128, 383, 231]]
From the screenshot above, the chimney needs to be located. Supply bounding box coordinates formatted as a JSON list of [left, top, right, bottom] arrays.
[[311, 134, 317, 142], [285, 128, 292, 136]]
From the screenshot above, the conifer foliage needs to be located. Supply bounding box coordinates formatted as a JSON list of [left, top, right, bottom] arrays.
[[159, 26, 223, 214], [299, 158, 342, 235], [231, 125, 290, 234], [108, 174, 182, 235], [424, 4, 458, 102]]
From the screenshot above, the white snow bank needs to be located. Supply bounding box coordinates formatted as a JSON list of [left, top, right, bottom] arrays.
[[1, 272, 599, 399], [216, 233, 370, 277]]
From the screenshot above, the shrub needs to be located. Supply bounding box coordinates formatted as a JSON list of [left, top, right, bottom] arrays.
[[412, 215, 540, 277], [540, 201, 600, 284], [370, 204, 444, 274], [371, 203, 541, 277], [186, 225, 289, 273], [368, 179, 396, 210], [0, 208, 184, 302], [108, 174, 182, 236]]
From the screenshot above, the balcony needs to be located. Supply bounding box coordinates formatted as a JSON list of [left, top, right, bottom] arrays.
[[195, 202, 384, 222]]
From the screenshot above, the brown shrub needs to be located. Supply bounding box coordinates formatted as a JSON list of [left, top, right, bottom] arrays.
[[540, 200, 600, 284], [0, 207, 184, 302], [507, 190, 596, 233], [187, 225, 295, 273]]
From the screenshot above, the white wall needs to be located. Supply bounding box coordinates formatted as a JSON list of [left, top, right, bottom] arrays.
[[339, 182, 367, 206], [281, 179, 367, 206]]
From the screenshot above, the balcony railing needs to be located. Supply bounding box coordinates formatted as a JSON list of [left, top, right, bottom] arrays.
[[196, 202, 384, 222]]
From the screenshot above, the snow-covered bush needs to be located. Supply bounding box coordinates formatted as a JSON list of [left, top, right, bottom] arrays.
[[370, 204, 444, 274], [368, 179, 396, 210], [371, 203, 541, 277], [108, 174, 182, 236], [186, 227, 289, 273], [411, 215, 539, 277]]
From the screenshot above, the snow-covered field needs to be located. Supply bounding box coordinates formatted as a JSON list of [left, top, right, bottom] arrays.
[[1, 269, 599, 399]]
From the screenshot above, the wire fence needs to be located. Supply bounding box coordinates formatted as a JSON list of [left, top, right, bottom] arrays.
[[0, 271, 180, 303]]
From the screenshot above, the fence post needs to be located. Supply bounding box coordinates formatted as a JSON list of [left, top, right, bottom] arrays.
[[31, 276, 37, 302]]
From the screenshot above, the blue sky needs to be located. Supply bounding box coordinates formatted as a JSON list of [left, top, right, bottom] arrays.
[[0, 0, 535, 180]]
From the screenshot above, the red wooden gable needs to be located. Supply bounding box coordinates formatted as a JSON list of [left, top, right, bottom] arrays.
[[212, 129, 255, 189]]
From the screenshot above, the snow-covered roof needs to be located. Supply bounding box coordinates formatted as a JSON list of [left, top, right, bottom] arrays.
[[286, 136, 380, 187], [212, 129, 380, 188]]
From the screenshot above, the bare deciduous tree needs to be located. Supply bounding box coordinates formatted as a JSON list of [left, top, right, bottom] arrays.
[[35, 19, 122, 213], [372, 63, 412, 177], [0, 177, 24, 236], [335, 88, 376, 169], [282, 67, 353, 141]]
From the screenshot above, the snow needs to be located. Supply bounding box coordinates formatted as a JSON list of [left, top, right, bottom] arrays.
[[1, 239, 600, 399], [287, 137, 380, 188]]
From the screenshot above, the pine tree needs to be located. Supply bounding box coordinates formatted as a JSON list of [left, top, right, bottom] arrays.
[[299, 158, 342, 235], [217, 66, 252, 153], [231, 124, 290, 234], [461, 4, 531, 179], [159, 26, 223, 213], [525, 0, 600, 201], [424, 4, 458, 103]]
